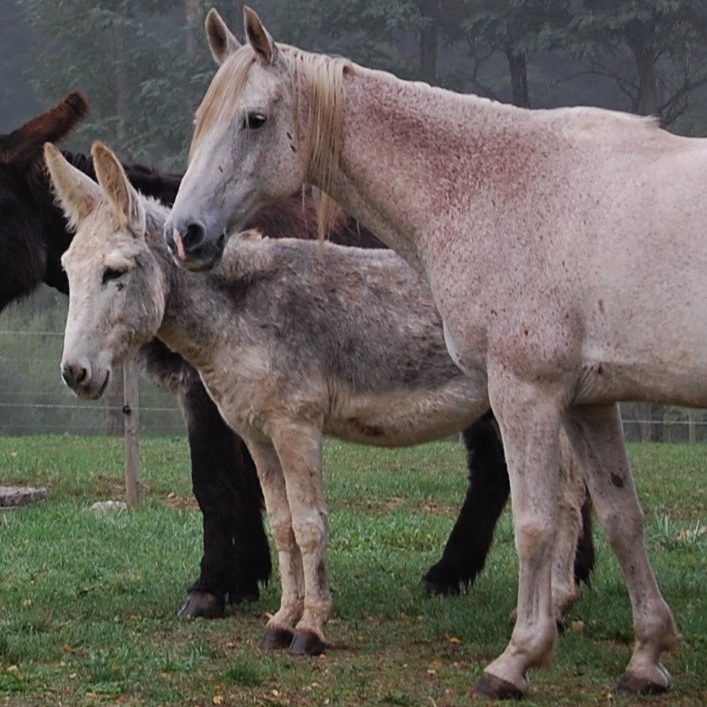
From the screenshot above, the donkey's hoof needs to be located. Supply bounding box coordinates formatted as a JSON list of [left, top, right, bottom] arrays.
[[422, 562, 468, 597], [472, 673, 524, 700], [261, 626, 294, 650], [615, 667, 671, 695], [177, 591, 225, 619], [227, 585, 260, 605], [288, 630, 327, 656]]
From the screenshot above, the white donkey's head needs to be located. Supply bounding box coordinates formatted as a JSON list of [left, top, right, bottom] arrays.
[[165, 6, 346, 271], [45, 141, 166, 399]]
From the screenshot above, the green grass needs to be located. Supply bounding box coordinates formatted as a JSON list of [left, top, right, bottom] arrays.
[[0, 436, 705, 705]]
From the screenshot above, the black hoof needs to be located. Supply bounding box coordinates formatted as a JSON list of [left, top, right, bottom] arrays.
[[261, 626, 294, 650], [472, 673, 524, 700], [422, 564, 468, 597], [615, 671, 670, 695], [178, 591, 225, 619], [227, 585, 260, 605], [288, 630, 327, 656]]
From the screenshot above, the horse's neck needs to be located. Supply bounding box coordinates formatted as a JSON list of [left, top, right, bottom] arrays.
[[322, 66, 526, 264]]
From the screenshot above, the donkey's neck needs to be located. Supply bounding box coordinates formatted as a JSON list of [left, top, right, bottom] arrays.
[[316, 65, 536, 267], [140, 198, 227, 369]]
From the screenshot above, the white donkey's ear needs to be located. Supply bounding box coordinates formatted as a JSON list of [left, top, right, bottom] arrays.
[[205, 8, 241, 65], [91, 141, 145, 235], [44, 142, 101, 227], [243, 6, 276, 64]]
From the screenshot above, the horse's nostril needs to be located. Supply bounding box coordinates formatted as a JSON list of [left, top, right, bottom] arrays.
[[183, 222, 206, 252], [75, 366, 87, 385]]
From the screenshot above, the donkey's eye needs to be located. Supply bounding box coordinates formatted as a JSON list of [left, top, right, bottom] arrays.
[[102, 267, 125, 285], [242, 112, 267, 130]]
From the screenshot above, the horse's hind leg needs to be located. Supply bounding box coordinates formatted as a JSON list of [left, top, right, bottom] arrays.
[[271, 423, 331, 656], [562, 404, 678, 695], [246, 438, 305, 649], [423, 413, 509, 595]]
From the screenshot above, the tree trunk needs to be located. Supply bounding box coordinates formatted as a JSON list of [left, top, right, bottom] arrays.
[[505, 49, 530, 108], [633, 45, 659, 117], [419, 0, 439, 84]]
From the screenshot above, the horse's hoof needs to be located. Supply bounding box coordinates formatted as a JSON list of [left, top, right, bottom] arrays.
[[261, 626, 294, 650], [422, 574, 463, 597], [615, 668, 671, 695], [288, 630, 327, 656], [472, 673, 524, 700], [177, 591, 225, 619]]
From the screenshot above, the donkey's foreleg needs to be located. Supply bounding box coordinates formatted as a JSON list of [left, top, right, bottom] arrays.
[[562, 404, 678, 695], [271, 423, 331, 656], [247, 439, 305, 650], [474, 375, 563, 700]]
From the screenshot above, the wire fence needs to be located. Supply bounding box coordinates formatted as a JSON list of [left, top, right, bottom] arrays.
[[0, 287, 705, 441]]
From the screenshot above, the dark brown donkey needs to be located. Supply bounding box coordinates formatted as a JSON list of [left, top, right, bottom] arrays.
[[0, 94, 593, 617]]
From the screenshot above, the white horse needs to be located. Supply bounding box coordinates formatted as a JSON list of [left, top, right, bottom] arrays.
[[164, 7, 707, 698], [46, 141, 589, 660]]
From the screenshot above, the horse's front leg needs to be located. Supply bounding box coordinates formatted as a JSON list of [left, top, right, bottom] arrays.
[[562, 404, 678, 695], [271, 423, 331, 656], [474, 374, 564, 699], [247, 438, 305, 649]]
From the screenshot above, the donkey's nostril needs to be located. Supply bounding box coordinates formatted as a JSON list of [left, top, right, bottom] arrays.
[[183, 222, 206, 252], [62, 362, 90, 389]]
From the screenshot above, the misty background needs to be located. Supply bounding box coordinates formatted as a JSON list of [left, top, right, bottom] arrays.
[[1, 0, 705, 440]]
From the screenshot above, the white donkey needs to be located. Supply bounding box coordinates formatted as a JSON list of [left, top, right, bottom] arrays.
[[46, 141, 589, 659], [163, 7, 707, 698]]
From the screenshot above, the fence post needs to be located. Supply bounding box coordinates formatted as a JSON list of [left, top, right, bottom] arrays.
[[122, 361, 141, 507], [688, 411, 697, 445]]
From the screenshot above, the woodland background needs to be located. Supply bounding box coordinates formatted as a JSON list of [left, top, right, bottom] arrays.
[[0, 0, 705, 439]]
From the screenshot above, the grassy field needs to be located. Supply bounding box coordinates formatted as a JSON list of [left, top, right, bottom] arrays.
[[0, 436, 704, 706]]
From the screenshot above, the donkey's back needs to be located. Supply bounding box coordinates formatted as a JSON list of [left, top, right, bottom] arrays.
[[203, 234, 487, 446]]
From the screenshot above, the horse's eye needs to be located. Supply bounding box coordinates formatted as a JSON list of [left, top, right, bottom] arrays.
[[243, 112, 267, 130], [102, 267, 125, 285]]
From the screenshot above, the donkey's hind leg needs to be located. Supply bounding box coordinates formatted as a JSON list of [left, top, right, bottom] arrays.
[[247, 438, 305, 650], [271, 423, 331, 656], [423, 413, 509, 595], [562, 404, 678, 695]]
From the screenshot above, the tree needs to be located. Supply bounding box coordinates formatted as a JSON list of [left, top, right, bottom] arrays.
[[571, 0, 707, 124], [452, 0, 571, 107]]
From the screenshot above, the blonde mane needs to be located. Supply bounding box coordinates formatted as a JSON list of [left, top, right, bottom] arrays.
[[190, 44, 350, 240]]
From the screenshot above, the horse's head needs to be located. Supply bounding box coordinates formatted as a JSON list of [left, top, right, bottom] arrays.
[[0, 93, 89, 301], [45, 141, 166, 400], [166, 7, 345, 271]]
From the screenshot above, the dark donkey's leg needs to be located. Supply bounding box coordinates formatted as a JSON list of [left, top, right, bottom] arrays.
[[423, 413, 595, 596], [178, 368, 271, 617], [423, 413, 508, 595], [135, 341, 271, 618]]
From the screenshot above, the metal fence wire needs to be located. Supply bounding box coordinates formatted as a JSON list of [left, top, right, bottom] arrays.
[[0, 287, 705, 440]]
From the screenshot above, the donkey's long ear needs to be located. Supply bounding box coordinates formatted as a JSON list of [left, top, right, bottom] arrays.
[[205, 8, 241, 65], [44, 142, 101, 226], [91, 141, 145, 234], [243, 6, 276, 64], [1, 93, 88, 165]]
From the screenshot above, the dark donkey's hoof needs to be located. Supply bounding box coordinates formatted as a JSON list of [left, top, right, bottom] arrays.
[[177, 591, 225, 619], [422, 559, 471, 597], [472, 673, 525, 701], [261, 626, 294, 650], [288, 630, 327, 656]]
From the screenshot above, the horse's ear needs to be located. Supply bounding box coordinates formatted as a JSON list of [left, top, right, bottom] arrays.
[[91, 141, 145, 235], [205, 8, 241, 65], [44, 142, 101, 226], [243, 6, 276, 64]]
